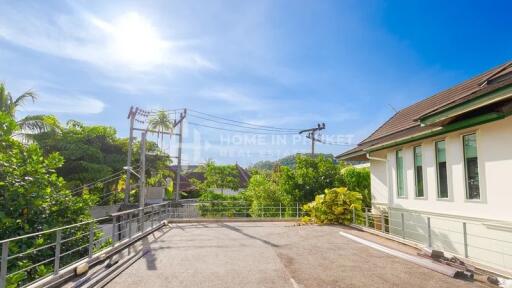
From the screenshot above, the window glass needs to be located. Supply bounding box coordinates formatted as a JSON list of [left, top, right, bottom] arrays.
[[463, 134, 480, 200], [396, 149, 405, 197], [414, 146, 424, 197], [436, 141, 448, 198]]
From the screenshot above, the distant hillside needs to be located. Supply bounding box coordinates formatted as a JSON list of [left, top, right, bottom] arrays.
[[250, 153, 337, 170]]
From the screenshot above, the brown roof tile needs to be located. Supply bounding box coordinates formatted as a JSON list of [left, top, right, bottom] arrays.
[[360, 61, 512, 145], [337, 60, 512, 159]]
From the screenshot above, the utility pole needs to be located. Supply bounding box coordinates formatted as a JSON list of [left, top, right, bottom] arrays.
[[299, 123, 325, 156], [174, 109, 187, 202], [125, 106, 138, 204], [139, 131, 147, 208]]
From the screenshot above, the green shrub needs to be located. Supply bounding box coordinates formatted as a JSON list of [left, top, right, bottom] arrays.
[[302, 187, 363, 224], [339, 166, 371, 208], [197, 192, 246, 217]]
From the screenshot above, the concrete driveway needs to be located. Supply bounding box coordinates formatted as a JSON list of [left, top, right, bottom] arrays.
[[106, 222, 483, 288]]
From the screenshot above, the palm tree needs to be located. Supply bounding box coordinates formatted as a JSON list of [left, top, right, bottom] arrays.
[[0, 82, 59, 143], [148, 110, 174, 148]]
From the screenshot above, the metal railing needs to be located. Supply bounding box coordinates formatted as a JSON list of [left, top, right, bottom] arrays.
[[352, 207, 512, 274], [0, 201, 307, 288], [0, 202, 172, 288], [168, 201, 306, 219]]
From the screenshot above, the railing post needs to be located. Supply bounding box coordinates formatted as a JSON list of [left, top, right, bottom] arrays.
[[427, 217, 432, 248], [112, 215, 117, 247], [151, 205, 155, 228], [139, 207, 144, 233], [463, 222, 468, 258], [0, 241, 9, 288], [381, 213, 385, 233], [401, 213, 405, 239], [128, 213, 133, 239], [54, 230, 62, 275], [364, 208, 369, 227], [352, 207, 356, 224], [279, 203, 282, 219], [296, 202, 299, 219], [88, 222, 94, 258]]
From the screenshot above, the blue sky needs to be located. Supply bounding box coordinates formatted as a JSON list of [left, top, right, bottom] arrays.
[[1, 0, 511, 166]]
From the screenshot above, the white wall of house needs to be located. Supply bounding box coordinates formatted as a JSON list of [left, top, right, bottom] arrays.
[[371, 115, 512, 221], [369, 116, 512, 273]]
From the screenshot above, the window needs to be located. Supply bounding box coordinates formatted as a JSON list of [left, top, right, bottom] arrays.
[[396, 149, 405, 197], [435, 140, 448, 198], [414, 146, 424, 198], [463, 134, 480, 200]]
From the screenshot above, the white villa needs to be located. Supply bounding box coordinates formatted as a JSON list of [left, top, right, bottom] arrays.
[[338, 61, 512, 274]]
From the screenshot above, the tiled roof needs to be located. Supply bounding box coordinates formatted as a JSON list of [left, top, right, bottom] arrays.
[[360, 61, 512, 145], [337, 60, 512, 159]]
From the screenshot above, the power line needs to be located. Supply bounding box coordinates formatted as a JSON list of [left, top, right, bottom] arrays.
[[188, 109, 300, 132], [148, 108, 186, 114], [308, 135, 354, 146], [188, 121, 298, 135], [69, 166, 139, 195], [188, 114, 301, 132]]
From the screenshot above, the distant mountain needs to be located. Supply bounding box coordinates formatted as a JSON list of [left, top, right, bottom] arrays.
[[250, 153, 337, 170]]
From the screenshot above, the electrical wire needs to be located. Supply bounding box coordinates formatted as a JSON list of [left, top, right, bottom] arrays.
[[69, 166, 139, 195], [188, 109, 300, 132], [187, 121, 298, 135], [188, 114, 301, 132]]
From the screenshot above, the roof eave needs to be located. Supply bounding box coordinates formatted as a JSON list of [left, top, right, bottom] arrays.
[[366, 111, 509, 153], [336, 149, 368, 161], [418, 83, 512, 126]]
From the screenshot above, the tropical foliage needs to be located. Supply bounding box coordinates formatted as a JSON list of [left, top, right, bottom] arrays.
[[148, 110, 173, 148], [0, 112, 97, 286], [0, 82, 58, 143], [302, 187, 363, 224], [250, 153, 338, 170], [339, 166, 371, 207], [33, 120, 172, 204], [191, 161, 241, 196]]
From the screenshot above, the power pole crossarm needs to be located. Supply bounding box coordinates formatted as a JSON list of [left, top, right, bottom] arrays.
[[299, 123, 325, 156]]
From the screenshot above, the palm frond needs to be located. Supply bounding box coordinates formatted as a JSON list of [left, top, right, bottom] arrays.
[[17, 114, 61, 134], [0, 82, 14, 115], [13, 90, 37, 107]]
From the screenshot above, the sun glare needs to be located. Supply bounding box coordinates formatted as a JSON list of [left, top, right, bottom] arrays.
[[108, 13, 168, 69]]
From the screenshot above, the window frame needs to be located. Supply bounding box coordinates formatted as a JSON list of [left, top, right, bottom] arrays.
[[413, 145, 425, 199], [396, 149, 406, 198], [435, 139, 449, 200], [462, 133, 481, 201]]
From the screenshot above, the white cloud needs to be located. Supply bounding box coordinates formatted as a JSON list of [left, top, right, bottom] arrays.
[[0, 7, 215, 74], [19, 94, 105, 114]]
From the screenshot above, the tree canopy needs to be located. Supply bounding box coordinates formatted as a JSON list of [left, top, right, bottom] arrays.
[[0, 113, 93, 238]]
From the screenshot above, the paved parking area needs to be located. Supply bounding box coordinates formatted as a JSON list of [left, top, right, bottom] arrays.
[[106, 222, 483, 288]]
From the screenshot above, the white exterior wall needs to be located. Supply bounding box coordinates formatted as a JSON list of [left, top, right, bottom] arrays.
[[369, 116, 512, 272]]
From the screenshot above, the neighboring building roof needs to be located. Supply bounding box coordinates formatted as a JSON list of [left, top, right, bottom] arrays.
[[337, 61, 512, 160]]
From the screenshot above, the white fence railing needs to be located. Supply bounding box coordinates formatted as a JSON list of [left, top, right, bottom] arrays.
[[0, 201, 306, 288], [352, 208, 512, 274], [0, 202, 172, 288]]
